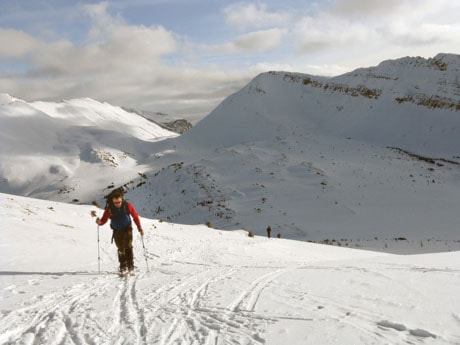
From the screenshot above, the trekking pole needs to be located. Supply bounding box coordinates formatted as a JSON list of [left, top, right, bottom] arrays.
[[97, 224, 101, 274], [141, 235, 149, 272], [91, 207, 101, 275]]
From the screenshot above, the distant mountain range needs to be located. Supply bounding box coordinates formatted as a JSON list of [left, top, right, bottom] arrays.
[[1, 53, 459, 253]]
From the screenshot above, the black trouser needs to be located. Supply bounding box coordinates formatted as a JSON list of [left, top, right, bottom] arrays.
[[113, 227, 134, 270]]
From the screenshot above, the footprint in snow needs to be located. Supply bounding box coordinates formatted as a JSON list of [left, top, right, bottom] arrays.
[[377, 320, 436, 339]]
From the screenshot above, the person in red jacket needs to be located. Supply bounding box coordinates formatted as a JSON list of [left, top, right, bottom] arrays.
[[96, 189, 144, 274]]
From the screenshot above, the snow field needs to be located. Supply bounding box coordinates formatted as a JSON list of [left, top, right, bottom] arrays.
[[1, 194, 459, 344]]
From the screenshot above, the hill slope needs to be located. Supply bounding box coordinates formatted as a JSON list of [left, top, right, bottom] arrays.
[[1, 193, 459, 345]]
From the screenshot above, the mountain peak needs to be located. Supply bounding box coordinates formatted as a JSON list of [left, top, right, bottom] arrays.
[[0, 93, 16, 105]]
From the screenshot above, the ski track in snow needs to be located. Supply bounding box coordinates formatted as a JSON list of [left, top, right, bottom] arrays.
[[2, 261, 457, 345], [227, 267, 291, 313], [0, 266, 275, 345], [141, 265, 269, 345], [110, 274, 147, 345], [0, 275, 116, 345]]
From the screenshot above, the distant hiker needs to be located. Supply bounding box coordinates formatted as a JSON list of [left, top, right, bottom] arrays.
[[277, 233, 281, 239], [96, 188, 144, 274], [266, 226, 272, 238]]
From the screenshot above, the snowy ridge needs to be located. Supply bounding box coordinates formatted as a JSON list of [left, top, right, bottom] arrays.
[[183, 53, 460, 154], [1, 193, 459, 344]]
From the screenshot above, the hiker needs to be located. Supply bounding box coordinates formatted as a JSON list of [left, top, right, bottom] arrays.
[[266, 226, 272, 239], [96, 189, 144, 273]]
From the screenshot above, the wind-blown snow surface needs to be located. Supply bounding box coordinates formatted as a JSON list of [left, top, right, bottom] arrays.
[[1, 193, 459, 345]]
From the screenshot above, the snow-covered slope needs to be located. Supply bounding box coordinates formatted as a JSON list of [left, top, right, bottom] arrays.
[[0, 95, 178, 200], [1, 193, 459, 345], [131, 53, 460, 252], [1, 53, 459, 253]]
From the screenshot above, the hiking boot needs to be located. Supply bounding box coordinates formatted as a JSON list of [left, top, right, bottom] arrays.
[[119, 268, 127, 277]]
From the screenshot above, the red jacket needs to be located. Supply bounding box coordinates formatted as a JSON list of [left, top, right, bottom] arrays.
[[98, 201, 142, 231]]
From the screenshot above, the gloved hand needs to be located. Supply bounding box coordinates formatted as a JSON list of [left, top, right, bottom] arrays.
[[139, 228, 144, 236]]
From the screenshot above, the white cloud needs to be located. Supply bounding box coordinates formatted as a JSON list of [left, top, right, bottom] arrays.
[[0, 29, 39, 59], [213, 28, 285, 54], [293, 15, 369, 53], [330, 0, 409, 17], [1, 2, 177, 76], [290, 0, 460, 61], [382, 22, 459, 47], [83, 1, 124, 39], [223, 3, 292, 30], [0, 3, 206, 117], [83, 2, 177, 67]]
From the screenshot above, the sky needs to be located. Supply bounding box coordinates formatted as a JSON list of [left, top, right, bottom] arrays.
[[1, 0, 459, 121]]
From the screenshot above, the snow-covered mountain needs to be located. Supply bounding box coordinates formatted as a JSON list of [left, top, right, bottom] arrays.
[[182, 53, 459, 155], [1, 53, 459, 253], [0, 95, 178, 199]]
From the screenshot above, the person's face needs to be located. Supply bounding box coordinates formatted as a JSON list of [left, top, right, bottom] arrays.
[[112, 197, 123, 207]]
